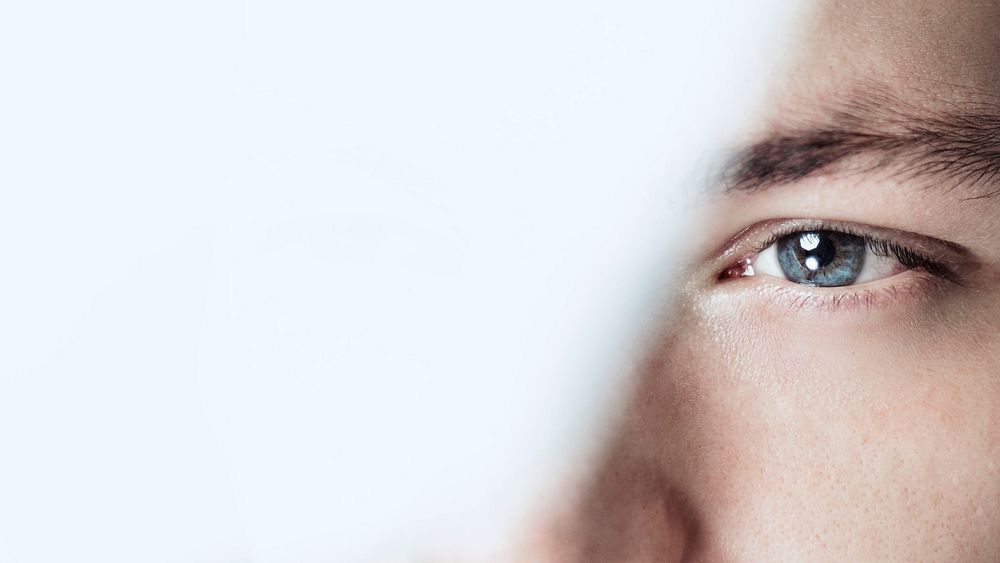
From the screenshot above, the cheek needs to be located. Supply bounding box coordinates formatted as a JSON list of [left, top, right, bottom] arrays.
[[605, 297, 1000, 559]]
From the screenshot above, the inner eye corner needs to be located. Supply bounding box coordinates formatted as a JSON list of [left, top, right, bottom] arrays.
[[718, 257, 755, 282]]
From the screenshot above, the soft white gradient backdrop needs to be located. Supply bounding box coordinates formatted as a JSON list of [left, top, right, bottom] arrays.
[[0, 1, 797, 561]]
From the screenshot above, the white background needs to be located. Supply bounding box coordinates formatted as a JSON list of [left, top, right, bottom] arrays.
[[1, 1, 796, 561]]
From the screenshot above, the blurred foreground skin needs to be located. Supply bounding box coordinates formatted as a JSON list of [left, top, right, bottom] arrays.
[[526, 1, 1000, 561]]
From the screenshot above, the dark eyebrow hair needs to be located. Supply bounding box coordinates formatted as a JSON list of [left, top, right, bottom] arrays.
[[720, 89, 1000, 199]]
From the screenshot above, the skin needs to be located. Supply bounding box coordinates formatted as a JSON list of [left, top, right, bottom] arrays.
[[519, 1, 1000, 561]]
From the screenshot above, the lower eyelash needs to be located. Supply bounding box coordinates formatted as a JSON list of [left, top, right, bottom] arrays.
[[762, 273, 946, 313]]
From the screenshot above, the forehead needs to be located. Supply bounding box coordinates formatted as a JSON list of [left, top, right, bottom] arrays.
[[762, 0, 1000, 124], [715, 1, 1000, 203]]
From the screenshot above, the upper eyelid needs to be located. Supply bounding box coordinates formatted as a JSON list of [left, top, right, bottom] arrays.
[[716, 219, 972, 262]]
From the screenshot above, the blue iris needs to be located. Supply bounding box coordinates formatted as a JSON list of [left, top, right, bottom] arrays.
[[776, 230, 866, 286]]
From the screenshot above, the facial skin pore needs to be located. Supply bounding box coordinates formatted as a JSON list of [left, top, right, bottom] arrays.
[[529, 1, 1000, 561]]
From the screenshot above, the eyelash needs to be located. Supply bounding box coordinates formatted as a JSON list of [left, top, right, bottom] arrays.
[[747, 224, 958, 283]]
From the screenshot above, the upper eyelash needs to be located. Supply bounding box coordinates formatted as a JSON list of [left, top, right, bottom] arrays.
[[865, 238, 960, 283], [748, 223, 959, 283]]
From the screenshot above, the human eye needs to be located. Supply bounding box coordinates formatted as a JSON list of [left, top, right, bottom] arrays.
[[712, 219, 971, 311], [752, 230, 900, 287]]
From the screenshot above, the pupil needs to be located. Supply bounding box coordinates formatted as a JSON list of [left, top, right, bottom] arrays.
[[798, 233, 836, 270]]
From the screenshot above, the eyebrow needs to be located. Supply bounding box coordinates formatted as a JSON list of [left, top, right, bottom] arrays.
[[720, 90, 1000, 199]]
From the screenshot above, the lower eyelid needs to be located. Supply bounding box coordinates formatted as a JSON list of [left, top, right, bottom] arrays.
[[710, 270, 948, 315]]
